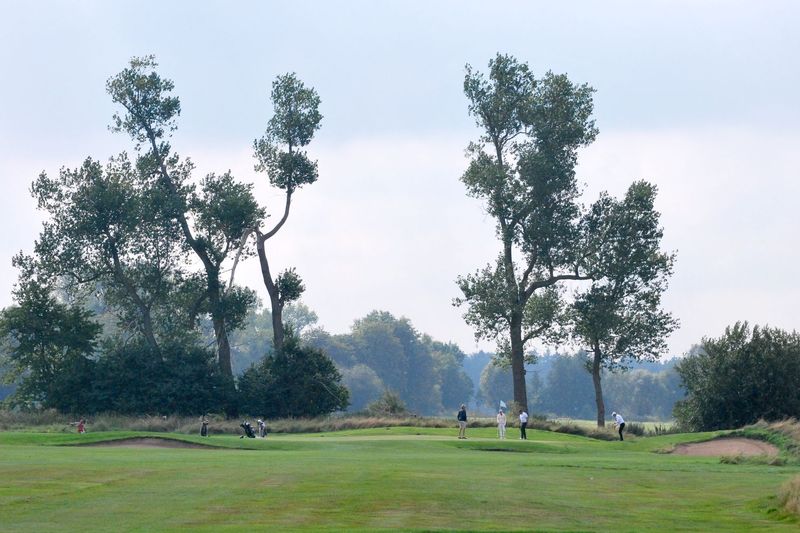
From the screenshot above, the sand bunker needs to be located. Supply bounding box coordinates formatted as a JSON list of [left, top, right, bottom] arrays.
[[84, 437, 216, 449], [672, 437, 779, 457]]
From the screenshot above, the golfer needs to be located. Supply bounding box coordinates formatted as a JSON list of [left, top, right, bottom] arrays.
[[496, 409, 507, 439], [519, 410, 528, 440], [457, 404, 468, 439], [612, 411, 626, 441]]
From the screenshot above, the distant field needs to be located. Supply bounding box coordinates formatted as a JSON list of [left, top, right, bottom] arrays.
[[0, 427, 797, 531]]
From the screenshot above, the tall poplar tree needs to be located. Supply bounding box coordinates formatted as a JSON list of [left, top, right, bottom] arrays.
[[572, 181, 678, 427], [106, 56, 263, 395], [251, 73, 322, 353], [455, 54, 598, 411]]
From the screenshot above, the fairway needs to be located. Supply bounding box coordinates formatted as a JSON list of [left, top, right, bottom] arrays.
[[1, 428, 798, 532]]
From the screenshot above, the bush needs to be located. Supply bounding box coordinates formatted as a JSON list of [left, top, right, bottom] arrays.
[[366, 390, 408, 416], [625, 422, 646, 436], [238, 335, 349, 418], [90, 343, 224, 415], [674, 323, 800, 431]]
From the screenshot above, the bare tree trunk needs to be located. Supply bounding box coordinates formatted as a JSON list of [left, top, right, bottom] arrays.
[[209, 291, 233, 382], [270, 291, 284, 354], [592, 342, 605, 427], [140, 309, 160, 355], [256, 235, 284, 353], [510, 317, 528, 412]]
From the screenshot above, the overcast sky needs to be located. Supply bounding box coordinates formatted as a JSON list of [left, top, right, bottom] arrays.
[[1, 1, 798, 357]]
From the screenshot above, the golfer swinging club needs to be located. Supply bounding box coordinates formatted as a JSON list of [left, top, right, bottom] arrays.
[[612, 411, 625, 441]]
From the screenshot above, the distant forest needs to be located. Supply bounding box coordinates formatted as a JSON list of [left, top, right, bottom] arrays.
[[229, 304, 683, 421], [0, 298, 684, 421]]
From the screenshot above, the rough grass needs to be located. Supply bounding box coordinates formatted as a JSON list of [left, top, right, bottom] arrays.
[[0, 409, 625, 440], [780, 475, 800, 518], [727, 418, 800, 463]]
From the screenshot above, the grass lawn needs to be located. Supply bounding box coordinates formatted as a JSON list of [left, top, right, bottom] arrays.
[[0, 426, 798, 532]]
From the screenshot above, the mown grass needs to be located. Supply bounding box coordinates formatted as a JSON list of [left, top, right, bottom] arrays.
[[1, 425, 799, 531]]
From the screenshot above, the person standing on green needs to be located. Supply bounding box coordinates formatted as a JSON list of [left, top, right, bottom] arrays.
[[519, 410, 528, 440], [457, 404, 468, 439], [496, 409, 507, 439]]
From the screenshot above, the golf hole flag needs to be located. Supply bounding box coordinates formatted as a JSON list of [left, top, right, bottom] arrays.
[[499, 400, 507, 410]]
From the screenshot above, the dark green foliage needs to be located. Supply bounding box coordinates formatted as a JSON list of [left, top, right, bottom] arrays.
[[90, 343, 224, 415], [275, 268, 305, 306], [0, 274, 101, 411], [106, 56, 264, 386], [252, 73, 322, 354], [107, 55, 180, 145], [253, 73, 322, 191], [190, 172, 265, 259], [456, 54, 599, 410], [1, 269, 224, 415], [29, 153, 184, 352], [572, 182, 677, 369], [674, 323, 800, 431], [238, 335, 348, 418]]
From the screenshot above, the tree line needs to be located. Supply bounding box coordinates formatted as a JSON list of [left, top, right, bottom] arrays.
[[2, 53, 794, 431], [0, 53, 678, 424], [473, 352, 682, 421], [0, 55, 341, 417]]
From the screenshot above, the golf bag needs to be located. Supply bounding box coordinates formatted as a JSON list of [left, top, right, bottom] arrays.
[[240, 421, 256, 438]]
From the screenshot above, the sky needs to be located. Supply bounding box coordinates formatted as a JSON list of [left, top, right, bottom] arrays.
[[1, 1, 799, 357]]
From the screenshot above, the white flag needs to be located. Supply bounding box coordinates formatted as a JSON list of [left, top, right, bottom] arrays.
[[499, 400, 507, 409]]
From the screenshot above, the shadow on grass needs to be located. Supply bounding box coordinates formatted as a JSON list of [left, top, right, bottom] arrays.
[[443, 439, 576, 455]]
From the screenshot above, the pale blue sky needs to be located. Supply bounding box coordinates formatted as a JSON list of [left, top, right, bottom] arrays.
[[2, 1, 799, 355]]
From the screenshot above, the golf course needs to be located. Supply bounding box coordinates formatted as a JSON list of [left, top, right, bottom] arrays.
[[2, 426, 798, 531]]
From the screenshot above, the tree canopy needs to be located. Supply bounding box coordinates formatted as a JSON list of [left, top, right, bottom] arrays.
[[571, 181, 678, 426], [105, 56, 264, 406]]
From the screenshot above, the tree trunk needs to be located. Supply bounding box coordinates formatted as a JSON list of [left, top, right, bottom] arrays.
[[256, 235, 284, 353], [209, 292, 233, 382], [209, 290, 238, 416], [592, 342, 605, 427], [270, 291, 284, 354], [140, 309, 160, 355], [510, 317, 528, 412]]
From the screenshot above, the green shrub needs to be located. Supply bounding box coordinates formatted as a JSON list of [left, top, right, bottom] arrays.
[[366, 390, 408, 416], [674, 323, 800, 431], [90, 343, 224, 415], [626, 422, 646, 436], [238, 335, 349, 418]]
